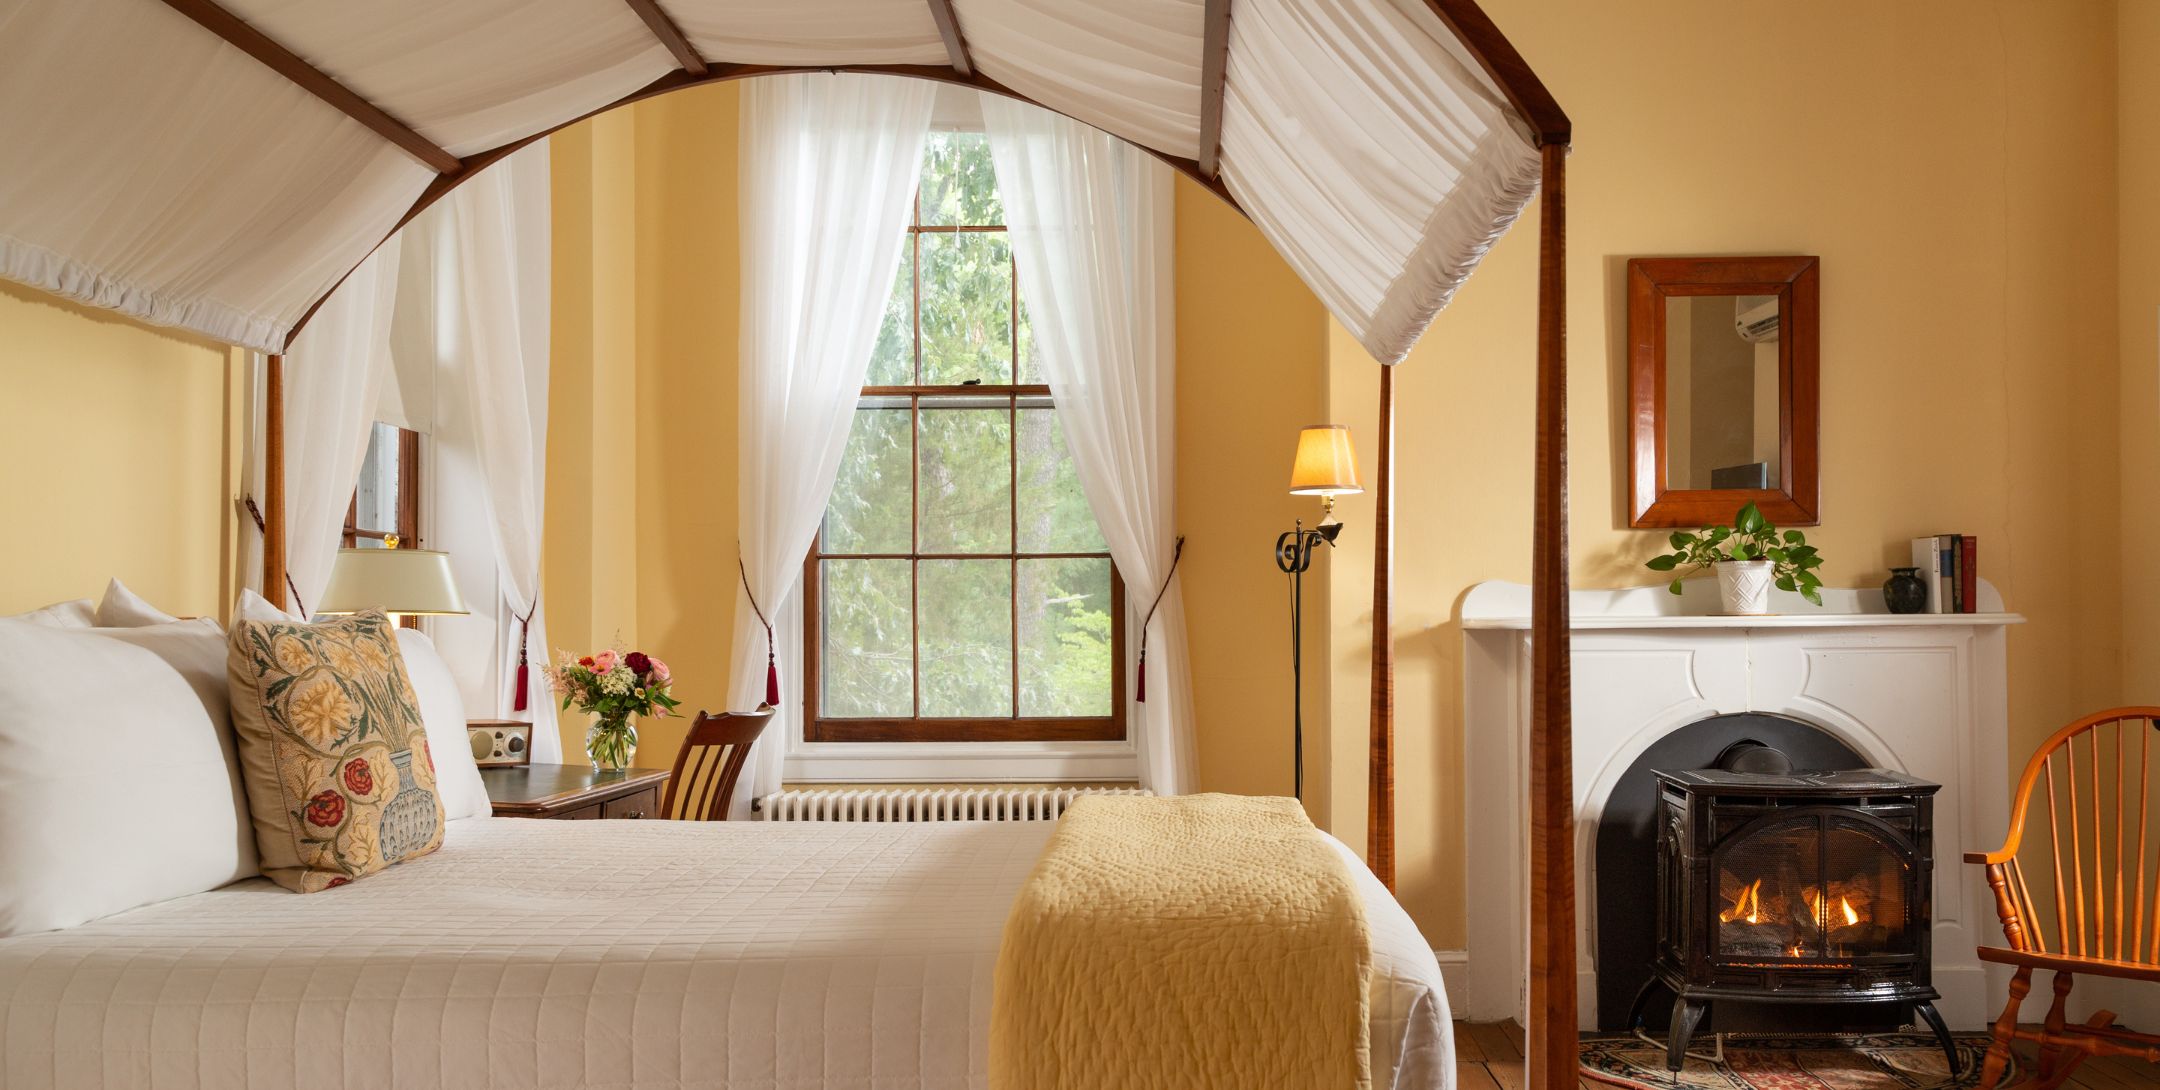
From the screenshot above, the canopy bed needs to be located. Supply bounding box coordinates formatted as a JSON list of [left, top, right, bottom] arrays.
[[0, 0, 1577, 1083]]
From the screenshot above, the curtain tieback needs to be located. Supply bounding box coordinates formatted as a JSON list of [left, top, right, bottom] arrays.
[[512, 597, 539, 712], [1135, 537, 1185, 703], [738, 554, 780, 708]]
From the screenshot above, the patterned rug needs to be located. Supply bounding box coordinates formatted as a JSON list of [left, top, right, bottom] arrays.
[[1579, 1032, 2012, 1090]]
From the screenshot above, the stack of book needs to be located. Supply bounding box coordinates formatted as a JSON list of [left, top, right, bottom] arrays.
[[1908, 534, 1978, 613]]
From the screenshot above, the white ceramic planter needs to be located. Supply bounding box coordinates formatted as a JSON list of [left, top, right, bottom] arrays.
[[1717, 559, 1775, 615]]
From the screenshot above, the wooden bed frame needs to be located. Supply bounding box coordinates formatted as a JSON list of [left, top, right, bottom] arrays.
[[196, 0, 1578, 1081]]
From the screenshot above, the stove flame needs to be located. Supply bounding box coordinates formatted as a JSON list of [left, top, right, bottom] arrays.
[[1720, 878, 1766, 925]]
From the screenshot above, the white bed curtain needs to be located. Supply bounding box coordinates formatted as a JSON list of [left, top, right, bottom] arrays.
[[982, 97, 1193, 794], [282, 246, 404, 614], [433, 143, 561, 763], [729, 73, 936, 815]]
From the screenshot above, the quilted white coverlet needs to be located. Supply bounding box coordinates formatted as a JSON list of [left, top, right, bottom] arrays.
[[0, 818, 1450, 1089]]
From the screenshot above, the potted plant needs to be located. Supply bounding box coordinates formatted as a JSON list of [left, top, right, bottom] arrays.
[[1645, 502, 1824, 615], [546, 648, 680, 771]]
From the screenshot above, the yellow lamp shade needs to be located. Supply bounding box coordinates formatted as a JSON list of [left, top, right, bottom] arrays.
[[1288, 425, 1363, 496], [315, 547, 469, 616]]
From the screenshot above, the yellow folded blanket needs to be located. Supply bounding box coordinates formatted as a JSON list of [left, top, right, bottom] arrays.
[[990, 793, 1372, 1090]]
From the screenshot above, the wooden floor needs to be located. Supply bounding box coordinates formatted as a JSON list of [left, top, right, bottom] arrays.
[[1452, 1020, 2152, 1090]]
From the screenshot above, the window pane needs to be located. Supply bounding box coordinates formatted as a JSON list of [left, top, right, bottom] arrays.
[[919, 132, 1002, 227], [822, 401, 912, 554], [353, 422, 401, 535], [918, 232, 1013, 385], [1016, 403, 1105, 552], [1018, 559, 1113, 717], [819, 559, 913, 717], [1016, 296, 1040, 384], [865, 239, 915, 386], [918, 559, 1012, 717], [917, 400, 1011, 553]]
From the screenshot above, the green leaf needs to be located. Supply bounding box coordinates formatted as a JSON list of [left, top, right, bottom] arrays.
[[1669, 531, 1692, 550], [1783, 530, 1803, 544], [1668, 578, 1685, 596], [1736, 502, 1766, 535], [1646, 554, 1679, 571], [1774, 575, 1796, 592]]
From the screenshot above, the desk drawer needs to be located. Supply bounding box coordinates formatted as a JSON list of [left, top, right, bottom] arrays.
[[603, 787, 659, 820]]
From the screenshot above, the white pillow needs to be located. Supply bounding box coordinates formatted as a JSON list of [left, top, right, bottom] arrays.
[[91, 619, 258, 881], [95, 578, 179, 627], [394, 629, 492, 821], [0, 620, 258, 936], [7, 598, 94, 627], [233, 587, 301, 624]]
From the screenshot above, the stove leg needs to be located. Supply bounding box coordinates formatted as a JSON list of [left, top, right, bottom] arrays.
[[1667, 996, 1708, 1072], [1625, 975, 1668, 1032], [1913, 1000, 1958, 1075]]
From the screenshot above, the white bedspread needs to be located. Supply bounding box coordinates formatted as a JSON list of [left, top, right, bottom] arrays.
[[0, 818, 1450, 1089]]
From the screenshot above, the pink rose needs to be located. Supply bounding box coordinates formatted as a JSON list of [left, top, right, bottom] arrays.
[[591, 650, 618, 673], [647, 657, 670, 684]]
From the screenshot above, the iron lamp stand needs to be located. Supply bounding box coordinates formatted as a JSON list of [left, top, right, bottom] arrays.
[[1275, 506, 1342, 800]]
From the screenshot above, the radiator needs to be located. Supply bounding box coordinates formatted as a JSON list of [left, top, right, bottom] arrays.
[[757, 786, 1150, 823]]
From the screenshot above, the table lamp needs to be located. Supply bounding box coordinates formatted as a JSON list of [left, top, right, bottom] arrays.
[[1276, 425, 1362, 799], [315, 536, 469, 623]]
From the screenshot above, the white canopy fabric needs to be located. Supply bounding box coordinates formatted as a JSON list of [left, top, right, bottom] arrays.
[[0, 0, 1543, 364]]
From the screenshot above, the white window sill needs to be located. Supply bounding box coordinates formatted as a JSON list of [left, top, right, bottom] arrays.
[[781, 739, 1138, 784]]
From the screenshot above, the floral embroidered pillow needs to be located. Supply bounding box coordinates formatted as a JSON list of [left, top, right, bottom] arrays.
[[226, 610, 444, 892]]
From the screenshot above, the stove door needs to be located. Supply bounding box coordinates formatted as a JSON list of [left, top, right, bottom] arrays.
[[1710, 808, 1920, 964]]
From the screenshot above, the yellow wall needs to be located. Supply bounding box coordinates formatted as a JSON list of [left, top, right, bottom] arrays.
[[1323, 0, 2128, 946], [546, 84, 746, 764], [2122, 0, 2160, 696], [0, 281, 241, 618]]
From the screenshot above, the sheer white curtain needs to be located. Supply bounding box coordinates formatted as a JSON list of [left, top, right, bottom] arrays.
[[435, 143, 561, 762], [282, 246, 404, 613], [730, 74, 936, 814], [982, 97, 1193, 794]]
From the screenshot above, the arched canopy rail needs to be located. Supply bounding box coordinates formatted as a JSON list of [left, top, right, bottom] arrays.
[[1, 0, 1576, 1080]]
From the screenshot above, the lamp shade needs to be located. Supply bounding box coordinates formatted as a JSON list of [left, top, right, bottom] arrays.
[[315, 547, 469, 616], [1288, 425, 1363, 496]]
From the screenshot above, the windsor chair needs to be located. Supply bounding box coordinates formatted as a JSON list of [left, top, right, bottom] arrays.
[[1968, 707, 2160, 1089], [660, 708, 774, 821]]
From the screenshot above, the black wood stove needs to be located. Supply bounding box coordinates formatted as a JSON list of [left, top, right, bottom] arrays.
[[1626, 764, 1956, 1072]]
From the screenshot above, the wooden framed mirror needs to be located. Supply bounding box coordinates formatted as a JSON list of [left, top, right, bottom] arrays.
[[1627, 255, 1819, 527]]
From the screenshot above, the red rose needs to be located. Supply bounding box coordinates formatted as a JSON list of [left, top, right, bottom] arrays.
[[341, 758, 373, 795], [578, 655, 595, 668], [305, 789, 346, 828], [419, 738, 434, 773], [625, 651, 652, 677], [326, 877, 350, 888]]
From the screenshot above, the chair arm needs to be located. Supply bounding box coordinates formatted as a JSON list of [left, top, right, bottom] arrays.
[[1965, 848, 2018, 866]]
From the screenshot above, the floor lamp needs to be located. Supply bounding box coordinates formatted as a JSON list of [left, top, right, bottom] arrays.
[[1274, 425, 1362, 800]]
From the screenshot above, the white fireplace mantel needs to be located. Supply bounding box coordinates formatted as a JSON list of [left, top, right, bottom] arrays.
[[1458, 578, 2022, 1030]]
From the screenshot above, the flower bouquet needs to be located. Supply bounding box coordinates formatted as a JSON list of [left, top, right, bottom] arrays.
[[546, 648, 680, 771]]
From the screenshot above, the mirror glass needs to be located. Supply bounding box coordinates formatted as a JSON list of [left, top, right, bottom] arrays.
[[1663, 293, 1781, 491]]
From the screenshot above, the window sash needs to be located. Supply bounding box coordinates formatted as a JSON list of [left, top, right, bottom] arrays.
[[344, 424, 419, 549]]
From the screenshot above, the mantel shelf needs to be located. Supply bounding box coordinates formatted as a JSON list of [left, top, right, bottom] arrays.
[[1461, 611, 2025, 631]]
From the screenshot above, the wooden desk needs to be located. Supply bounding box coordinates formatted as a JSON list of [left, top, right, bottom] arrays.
[[482, 764, 670, 821]]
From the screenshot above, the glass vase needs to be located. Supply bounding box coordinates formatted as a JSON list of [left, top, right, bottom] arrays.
[[585, 714, 638, 772]]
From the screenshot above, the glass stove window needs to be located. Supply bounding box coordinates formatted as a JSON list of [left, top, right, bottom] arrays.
[[807, 131, 1122, 744]]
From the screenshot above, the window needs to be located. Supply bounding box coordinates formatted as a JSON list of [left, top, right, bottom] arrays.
[[805, 132, 1124, 744], [347, 421, 419, 550]]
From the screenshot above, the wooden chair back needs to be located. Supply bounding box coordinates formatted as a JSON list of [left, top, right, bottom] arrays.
[[1969, 707, 2160, 964], [660, 708, 774, 822]]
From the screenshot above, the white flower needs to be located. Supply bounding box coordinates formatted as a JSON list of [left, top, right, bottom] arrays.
[[599, 668, 633, 696]]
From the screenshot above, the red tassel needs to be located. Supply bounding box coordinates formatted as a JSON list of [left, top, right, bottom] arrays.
[[1136, 652, 1147, 703], [511, 614, 532, 712], [764, 655, 781, 708]]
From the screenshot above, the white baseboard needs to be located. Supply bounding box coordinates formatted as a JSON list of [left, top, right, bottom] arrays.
[[1434, 949, 1470, 1016]]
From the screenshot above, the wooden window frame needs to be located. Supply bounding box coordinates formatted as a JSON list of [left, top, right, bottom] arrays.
[[344, 424, 420, 549], [803, 153, 1125, 745]]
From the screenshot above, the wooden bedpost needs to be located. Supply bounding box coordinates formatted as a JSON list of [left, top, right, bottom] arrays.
[[1527, 141, 1576, 1090], [262, 353, 287, 610], [1368, 363, 1397, 891]]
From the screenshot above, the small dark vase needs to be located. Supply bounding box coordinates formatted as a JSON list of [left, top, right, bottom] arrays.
[[1883, 567, 1928, 614]]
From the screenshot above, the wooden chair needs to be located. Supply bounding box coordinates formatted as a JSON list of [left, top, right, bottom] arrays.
[[1968, 707, 2160, 1088], [659, 708, 774, 821]]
